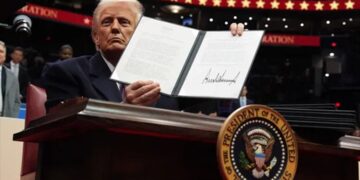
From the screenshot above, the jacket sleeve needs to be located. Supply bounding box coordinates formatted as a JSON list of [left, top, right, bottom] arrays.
[[11, 80, 21, 117], [41, 63, 80, 109]]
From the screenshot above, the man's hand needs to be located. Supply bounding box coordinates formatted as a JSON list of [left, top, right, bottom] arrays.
[[124, 80, 161, 106], [230, 23, 245, 36]]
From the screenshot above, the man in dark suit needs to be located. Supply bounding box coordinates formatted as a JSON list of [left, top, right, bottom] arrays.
[[42, 0, 245, 111], [5, 46, 29, 102]]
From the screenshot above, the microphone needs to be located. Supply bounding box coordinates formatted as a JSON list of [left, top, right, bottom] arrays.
[[13, 14, 32, 36]]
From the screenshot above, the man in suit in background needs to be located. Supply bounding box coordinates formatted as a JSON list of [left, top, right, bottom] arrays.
[[58, 44, 73, 61], [217, 86, 253, 117], [41, 44, 74, 76], [238, 86, 253, 107], [0, 40, 21, 117], [41, 0, 245, 111], [5, 46, 29, 102]]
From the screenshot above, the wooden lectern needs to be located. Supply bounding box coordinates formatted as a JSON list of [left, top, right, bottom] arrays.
[[14, 98, 360, 180]]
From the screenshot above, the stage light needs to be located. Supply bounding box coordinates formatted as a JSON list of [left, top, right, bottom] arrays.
[[182, 17, 193, 26], [331, 42, 337, 47], [335, 102, 341, 108], [161, 4, 189, 14]]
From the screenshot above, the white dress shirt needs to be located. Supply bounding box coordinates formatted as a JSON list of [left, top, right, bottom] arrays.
[[100, 52, 123, 93], [239, 96, 247, 107], [10, 61, 19, 78]]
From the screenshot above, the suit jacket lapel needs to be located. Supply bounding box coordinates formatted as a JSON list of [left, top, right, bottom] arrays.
[[1, 67, 6, 98], [89, 53, 122, 102], [19, 65, 25, 80]]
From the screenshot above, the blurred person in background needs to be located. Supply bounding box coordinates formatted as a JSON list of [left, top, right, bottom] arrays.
[[42, 44, 74, 75], [5, 46, 30, 102], [0, 40, 20, 117], [58, 44, 73, 61], [217, 85, 253, 117]]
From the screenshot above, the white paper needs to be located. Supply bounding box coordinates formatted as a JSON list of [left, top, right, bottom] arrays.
[[178, 30, 264, 98], [111, 16, 199, 94]]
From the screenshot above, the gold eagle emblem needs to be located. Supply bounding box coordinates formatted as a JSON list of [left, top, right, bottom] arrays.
[[243, 128, 277, 178]]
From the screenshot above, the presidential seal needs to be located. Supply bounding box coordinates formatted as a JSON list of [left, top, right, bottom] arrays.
[[217, 105, 298, 180]]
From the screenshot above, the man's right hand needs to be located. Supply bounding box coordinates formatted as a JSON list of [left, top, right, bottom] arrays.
[[124, 80, 161, 106]]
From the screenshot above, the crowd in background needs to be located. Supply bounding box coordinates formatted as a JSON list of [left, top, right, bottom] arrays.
[[0, 42, 73, 117], [3, 43, 73, 88]]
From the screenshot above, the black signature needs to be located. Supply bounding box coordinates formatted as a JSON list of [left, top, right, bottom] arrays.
[[202, 68, 240, 85]]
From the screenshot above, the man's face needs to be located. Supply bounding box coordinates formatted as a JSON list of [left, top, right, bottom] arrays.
[[11, 50, 24, 64], [59, 48, 73, 60], [0, 45, 5, 65], [92, 2, 137, 57]]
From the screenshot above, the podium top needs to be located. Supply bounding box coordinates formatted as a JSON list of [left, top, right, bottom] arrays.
[[14, 98, 224, 142], [14, 98, 360, 158]]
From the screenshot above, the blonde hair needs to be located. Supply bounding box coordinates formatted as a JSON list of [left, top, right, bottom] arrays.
[[0, 40, 6, 53], [92, 0, 143, 31]]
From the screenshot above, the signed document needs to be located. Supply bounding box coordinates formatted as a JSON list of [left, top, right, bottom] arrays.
[[111, 16, 264, 99]]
